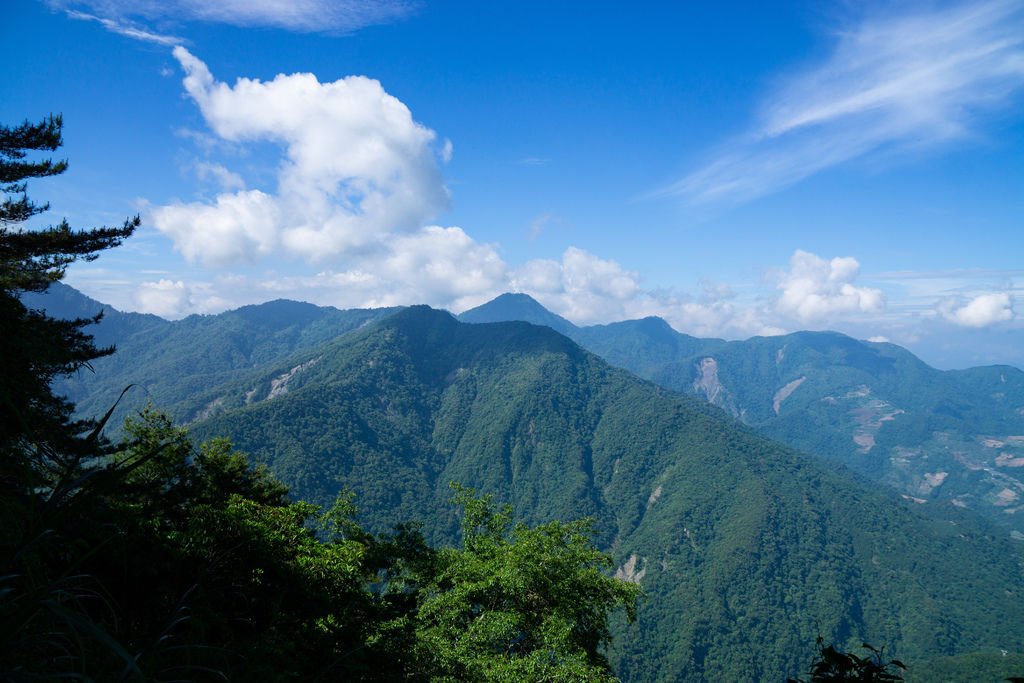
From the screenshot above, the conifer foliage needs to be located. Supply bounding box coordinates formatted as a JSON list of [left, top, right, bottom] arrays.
[[0, 114, 138, 484]]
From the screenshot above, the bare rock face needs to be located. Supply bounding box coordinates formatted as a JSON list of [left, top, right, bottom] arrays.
[[614, 553, 647, 584], [267, 357, 322, 400], [772, 376, 806, 415], [693, 357, 741, 418]]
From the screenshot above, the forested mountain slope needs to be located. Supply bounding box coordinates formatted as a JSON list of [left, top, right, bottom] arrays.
[[28, 283, 399, 430], [461, 294, 1024, 538], [47, 282, 1024, 542], [21, 281, 168, 349], [179, 306, 1024, 682]]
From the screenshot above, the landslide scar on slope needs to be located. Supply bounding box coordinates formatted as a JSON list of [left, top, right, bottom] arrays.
[[265, 357, 322, 400], [772, 377, 806, 415], [693, 357, 740, 417]]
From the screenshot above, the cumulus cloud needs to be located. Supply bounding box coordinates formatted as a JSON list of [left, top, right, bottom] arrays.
[[502, 251, 783, 337], [50, 0, 415, 35], [223, 245, 644, 327], [124, 241, 888, 343], [939, 292, 1014, 327], [135, 279, 191, 317], [647, 295, 784, 339], [331, 226, 509, 312], [154, 190, 281, 264], [661, 0, 1024, 203], [250, 245, 643, 326], [134, 278, 233, 318], [776, 250, 885, 323], [512, 248, 641, 324], [152, 47, 449, 265]]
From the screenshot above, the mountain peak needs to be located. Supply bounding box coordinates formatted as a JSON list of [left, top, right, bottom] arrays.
[[231, 298, 331, 328], [458, 292, 576, 334]]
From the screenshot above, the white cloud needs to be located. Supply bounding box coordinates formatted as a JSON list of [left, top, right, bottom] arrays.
[[662, 0, 1024, 204], [939, 292, 1014, 327], [135, 279, 190, 317], [146, 52, 669, 324], [154, 190, 281, 264], [233, 243, 651, 328], [121, 51, 968, 354], [133, 278, 234, 318], [208, 226, 507, 314], [652, 296, 784, 339], [152, 48, 449, 265], [505, 250, 782, 336], [350, 226, 508, 311], [512, 247, 641, 324], [64, 9, 181, 44], [867, 335, 891, 343], [776, 250, 885, 323], [193, 161, 245, 191], [50, 0, 415, 35], [137, 55, 902, 344]]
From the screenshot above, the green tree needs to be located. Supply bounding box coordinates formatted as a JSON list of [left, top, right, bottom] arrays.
[[412, 484, 642, 682], [0, 115, 142, 680], [1, 114, 67, 226], [0, 114, 138, 488]]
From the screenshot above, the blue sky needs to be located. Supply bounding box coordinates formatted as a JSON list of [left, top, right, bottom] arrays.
[[5, 0, 1024, 369]]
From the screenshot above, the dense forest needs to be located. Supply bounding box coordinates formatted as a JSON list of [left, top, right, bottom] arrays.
[[461, 294, 1024, 540]]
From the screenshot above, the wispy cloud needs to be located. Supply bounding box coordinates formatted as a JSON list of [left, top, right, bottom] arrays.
[[527, 213, 553, 240], [871, 268, 1022, 312], [874, 267, 1024, 281], [660, 0, 1024, 204], [49, 0, 417, 37], [65, 8, 180, 45]]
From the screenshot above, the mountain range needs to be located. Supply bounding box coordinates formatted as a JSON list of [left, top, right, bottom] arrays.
[[26, 283, 1024, 680], [461, 293, 1024, 540]]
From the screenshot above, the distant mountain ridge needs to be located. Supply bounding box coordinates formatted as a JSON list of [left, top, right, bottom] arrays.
[[460, 293, 1024, 538], [27, 283, 400, 431], [29, 285, 1024, 537], [21, 281, 168, 349]]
